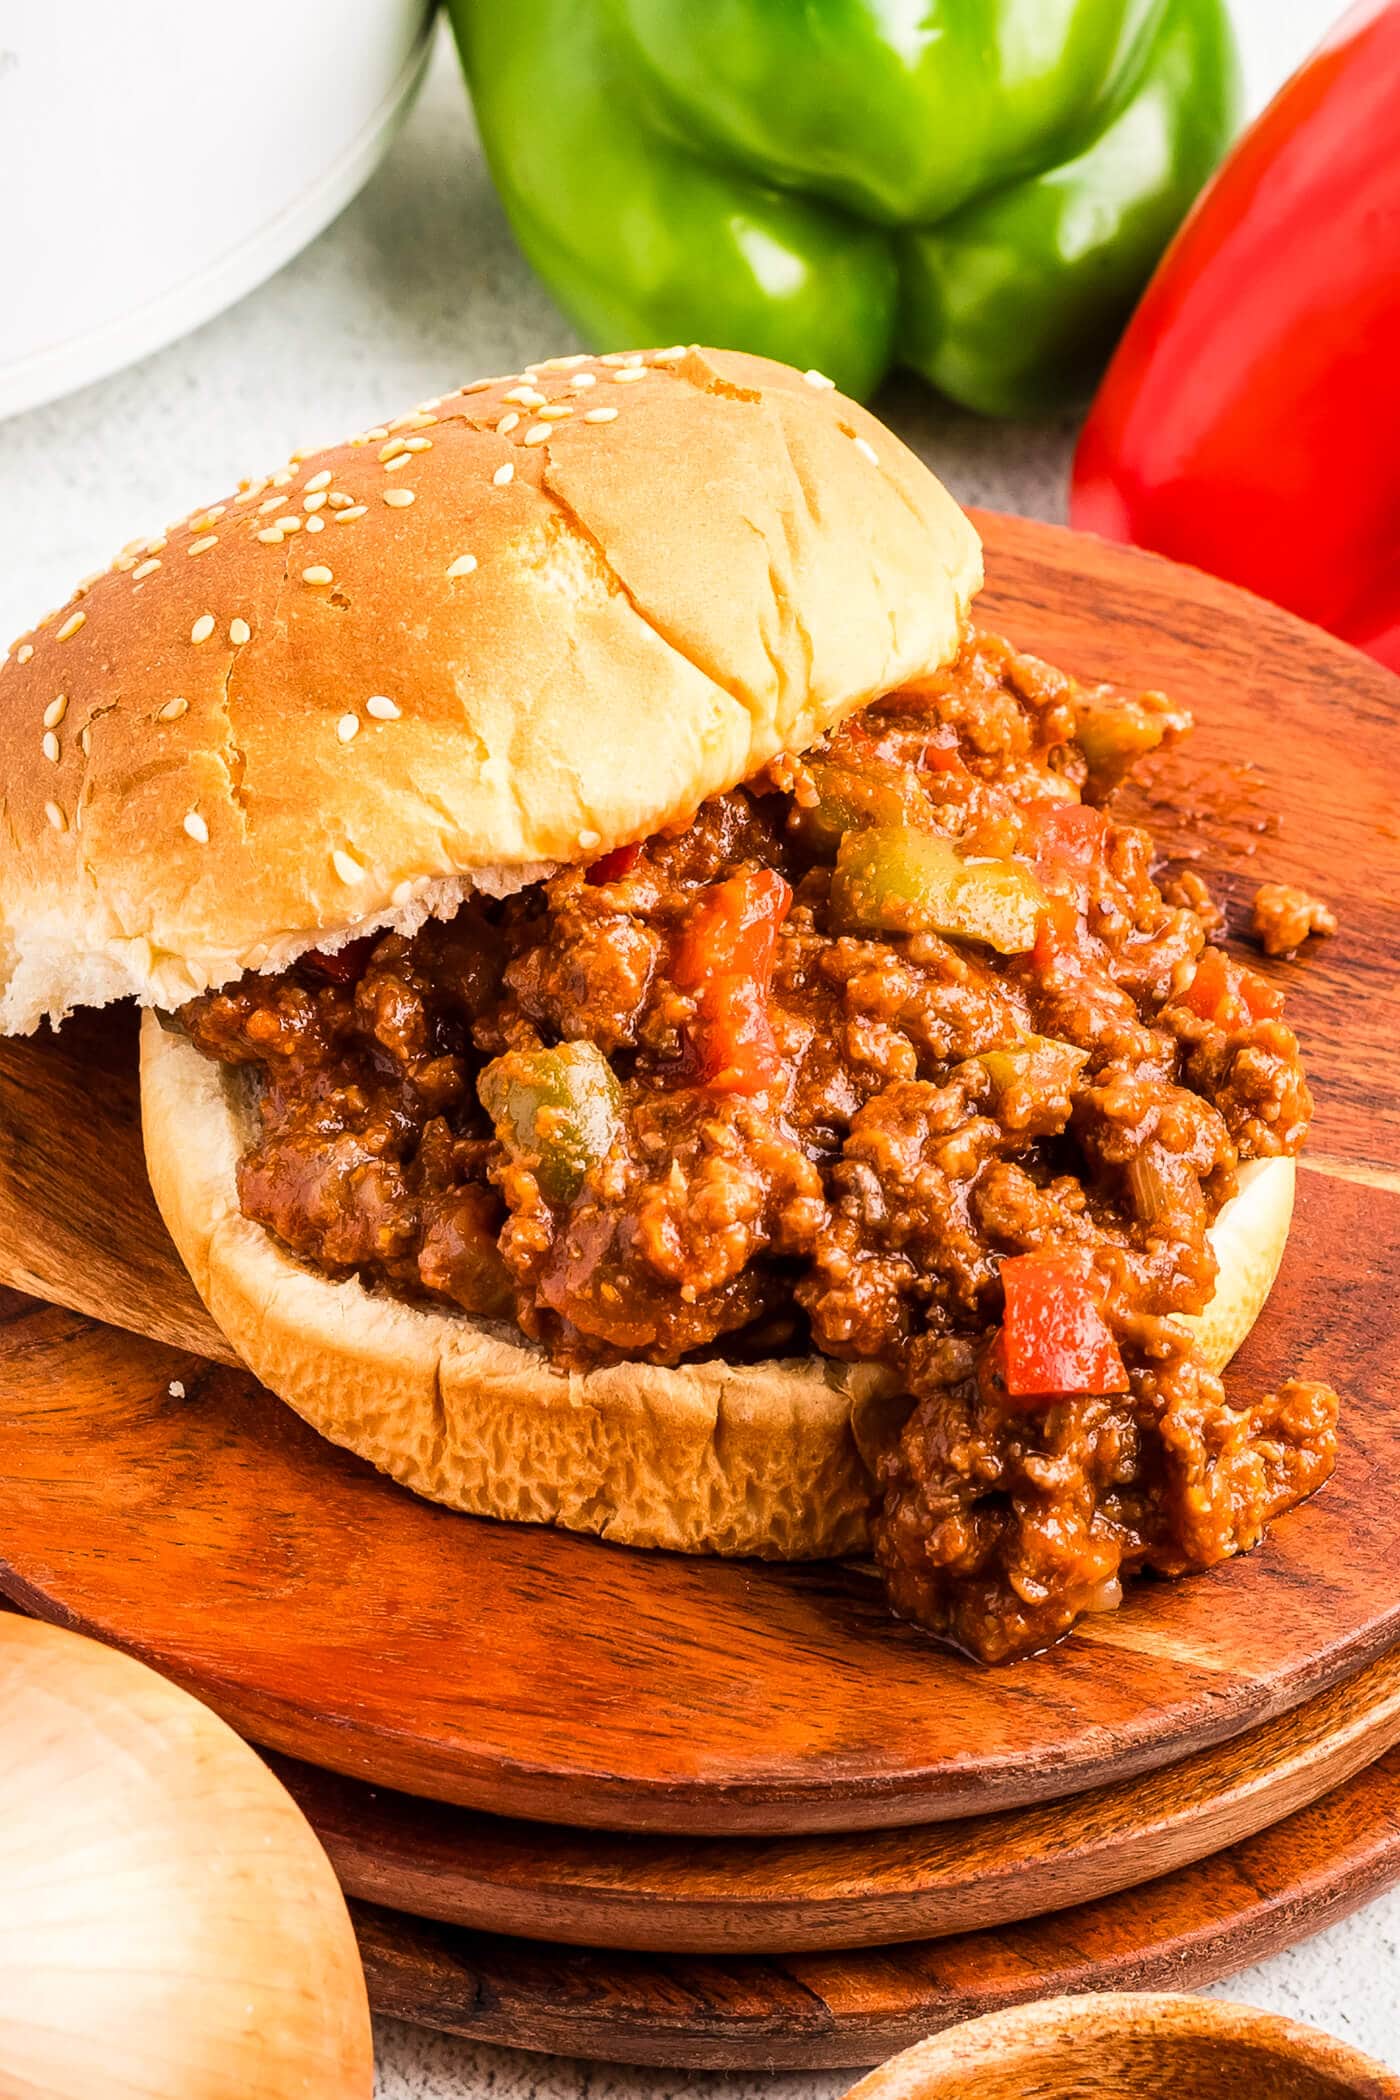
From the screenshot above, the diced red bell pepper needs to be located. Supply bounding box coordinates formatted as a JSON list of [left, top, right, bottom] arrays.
[[1024, 801, 1106, 883], [302, 936, 376, 985], [672, 868, 792, 1095], [585, 841, 643, 885], [1179, 946, 1284, 1026], [919, 728, 965, 775], [1023, 805, 1108, 971], [1031, 893, 1081, 975], [999, 1251, 1128, 1402], [1071, 0, 1400, 673]]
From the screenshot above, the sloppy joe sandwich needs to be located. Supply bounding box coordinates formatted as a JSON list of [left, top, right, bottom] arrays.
[[0, 347, 1337, 1661]]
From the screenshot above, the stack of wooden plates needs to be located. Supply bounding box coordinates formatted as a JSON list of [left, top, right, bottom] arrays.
[[1, 518, 1396, 2069]]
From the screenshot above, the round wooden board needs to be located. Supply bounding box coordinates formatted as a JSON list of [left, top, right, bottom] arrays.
[[0, 515, 1397, 1837], [354, 1744, 1400, 2068], [273, 1644, 1400, 1952]]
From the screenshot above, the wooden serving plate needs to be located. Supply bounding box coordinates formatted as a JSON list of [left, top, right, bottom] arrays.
[[0, 516, 1396, 1842], [352, 1744, 1400, 2068], [275, 1641, 1400, 1951]]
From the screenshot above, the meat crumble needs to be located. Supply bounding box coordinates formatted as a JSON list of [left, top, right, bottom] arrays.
[[180, 631, 1338, 1661], [1251, 881, 1338, 958]]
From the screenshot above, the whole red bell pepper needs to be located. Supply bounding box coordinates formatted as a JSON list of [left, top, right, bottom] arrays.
[[672, 869, 792, 1096], [1071, 0, 1400, 672]]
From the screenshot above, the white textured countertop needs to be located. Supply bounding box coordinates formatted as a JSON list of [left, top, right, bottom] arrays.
[[3, 2, 1393, 2088]]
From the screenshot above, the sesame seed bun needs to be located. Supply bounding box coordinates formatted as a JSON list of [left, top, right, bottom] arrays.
[[140, 1013, 1295, 1562], [0, 347, 980, 1036]]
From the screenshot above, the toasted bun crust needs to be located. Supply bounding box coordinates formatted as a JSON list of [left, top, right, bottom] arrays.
[[0, 349, 980, 1036], [140, 1017, 1296, 1561]]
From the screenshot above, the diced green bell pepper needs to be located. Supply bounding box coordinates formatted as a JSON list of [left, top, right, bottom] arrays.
[[795, 760, 929, 855], [448, 0, 1240, 416], [973, 1036, 1089, 1098], [478, 1042, 623, 1205], [1073, 682, 1192, 794], [830, 826, 1045, 953]]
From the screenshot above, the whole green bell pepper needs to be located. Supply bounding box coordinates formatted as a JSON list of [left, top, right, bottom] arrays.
[[448, 0, 1240, 417]]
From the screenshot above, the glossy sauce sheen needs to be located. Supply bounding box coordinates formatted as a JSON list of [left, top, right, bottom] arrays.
[[181, 633, 1337, 1660]]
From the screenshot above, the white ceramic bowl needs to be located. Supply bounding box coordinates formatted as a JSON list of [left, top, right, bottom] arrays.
[[0, 0, 435, 419]]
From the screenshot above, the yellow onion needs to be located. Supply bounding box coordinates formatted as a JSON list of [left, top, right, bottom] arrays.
[[0, 1615, 373, 2099]]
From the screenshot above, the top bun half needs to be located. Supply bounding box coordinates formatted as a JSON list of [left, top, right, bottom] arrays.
[[0, 347, 981, 1035]]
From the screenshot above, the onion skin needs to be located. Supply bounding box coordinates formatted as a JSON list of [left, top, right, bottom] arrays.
[[0, 1615, 373, 2100]]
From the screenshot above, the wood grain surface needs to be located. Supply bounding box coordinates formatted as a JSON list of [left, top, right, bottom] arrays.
[[0, 517, 1396, 1837], [353, 1744, 1400, 2068], [274, 1642, 1400, 1951]]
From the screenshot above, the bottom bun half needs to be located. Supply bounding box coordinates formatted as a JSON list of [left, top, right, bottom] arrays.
[[139, 1015, 1295, 1561]]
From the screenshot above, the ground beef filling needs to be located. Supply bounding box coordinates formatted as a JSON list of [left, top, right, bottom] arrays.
[[180, 631, 1338, 1661]]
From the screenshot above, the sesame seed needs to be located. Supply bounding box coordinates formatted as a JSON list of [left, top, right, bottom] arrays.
[[382, 488, 415, 507], [403, 436, 433, 453], [852, 435, 880, 466], [256, 527, 284, 544], [383, 451, 413, 471], [190, 614, 215, 644], [41, 731, 60, 763], [363, 426, 390, 441], [332, 847, 365, 885], [803, 368, 836, 389], [302, 565, 333, 586], [305, 514, 326, 533], [275, 515, 302, 533], [337, 713, 360, 743], [112, 556, 137, 573], [460, 380, 493, 395], [653, 346, 687, 363], [366, 695, 400, 720], [16, 643, 33, 663], [259, 496, 285, 515], [187, 535, 218, 557], [446, 554, 478, 578], [183, 810, 210, 844], [132, 559, 161, 581], [303, 491, 327, 511], [537, 404, 573, 421], [612, 366, 648, 383], [79, 725, 91, 756], [600, 353, 628, 366], [43, 694, 68, 728], [229, 618, 251, 645], [379, 439, 409, 463], [492, 463, 515, 485], [145, 537, 167, 554], [44, 801, 66, 832], [270, 469, 293, 487], [391, 878, 416, 907], [570, 372, 598, 389], [336, 505, 368, 522], [584, 406, 619, 424], [503, 385, 545, 407], [304, 469, 332, 493], [327, 491, 353, 509], [523, 423, 551, 446], [158, 696, 189, 720], [578, 829, 601, 849], [56, 611, 86, 642], [497, 412, 520, 435]]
